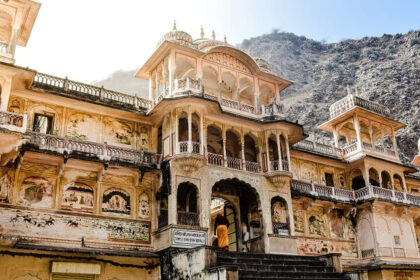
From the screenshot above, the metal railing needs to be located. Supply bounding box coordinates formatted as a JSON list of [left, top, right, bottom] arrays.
[[177, 211, 200, 227]]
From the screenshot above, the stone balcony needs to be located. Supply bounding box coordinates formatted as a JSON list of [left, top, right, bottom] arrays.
[[0, 40, 14, 64], [0, 110, 27, 133], [329, 94, 391, 119], [291, 179, 420, 206], [24, 131, 161, 167], [31, 72, 153, 112], [293, 140, 399, 162]]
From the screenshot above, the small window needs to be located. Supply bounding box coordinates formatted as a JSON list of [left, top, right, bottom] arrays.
[[394, 235, 401, 246], [33, 113, 53, 134], [325, 173, 334, 187]]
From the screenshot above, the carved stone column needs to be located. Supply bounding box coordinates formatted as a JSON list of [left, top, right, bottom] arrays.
[[276, 133, 283, 171]]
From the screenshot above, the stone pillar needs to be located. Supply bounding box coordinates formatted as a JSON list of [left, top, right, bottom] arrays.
[[333, 127, 339, 147], [7, 25, 20, 57], [369, 123, 374, 145], [174, 110, 179, 154], [276, 133, 283, 171], [353, 117, 363, 150], [188, 109, 192, 152], [168, 181, 177, 225], [265, 133, 271, 172], [200, 113, 204, 154], [222, 126, 227, 167], [284, 133, 291, 171], [391, 131, 399, 158], [148, 76, 154, 101], [155, 71, 159, 100], [241, 132, 246, 170], [218, 81, 222, 101], [0, 77, 12, 111]]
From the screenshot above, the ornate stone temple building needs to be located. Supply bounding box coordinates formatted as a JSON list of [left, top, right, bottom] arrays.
[[1, 1, 420, 279]]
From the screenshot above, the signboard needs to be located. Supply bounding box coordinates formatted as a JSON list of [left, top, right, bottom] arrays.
[[171, 228, 208, 248]]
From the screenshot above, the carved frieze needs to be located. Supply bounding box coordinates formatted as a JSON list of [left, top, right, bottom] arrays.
[[204, 52, 251, 74]]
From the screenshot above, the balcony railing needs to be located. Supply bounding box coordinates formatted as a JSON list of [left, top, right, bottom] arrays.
[[245, 161, 259, 173], [361, 248, 375, 258], [272, 222, 289, 235], [179, 141, 188, 153], [293, 140, 398, 160], [330, 94, 391, 119], [173, 77, 203, 96], [26, 131, 161, 165], [291, 179, 420, 206], [226, 156, 242, 170], [207, 152, 224, 166], [177, 211, 200, 227], [31, 72, 153, 110], [192, 141, 201, 154], [0, 111, 27, 133]]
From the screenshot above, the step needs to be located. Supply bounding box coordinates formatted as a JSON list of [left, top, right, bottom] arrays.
[[229, 263, 335, 273], [217, 256, 327, 267], [239, 270, 346, 277]]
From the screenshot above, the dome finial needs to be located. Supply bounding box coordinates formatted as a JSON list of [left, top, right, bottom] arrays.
[[346, 85, 352, 95], [224, 34, 227, 43], [212, 30, 216, 40], [200, 25, 204, 39], [173, 20, 177, 31]]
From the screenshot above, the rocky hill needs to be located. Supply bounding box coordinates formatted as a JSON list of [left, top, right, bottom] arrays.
[[94, 30, 420, 164]]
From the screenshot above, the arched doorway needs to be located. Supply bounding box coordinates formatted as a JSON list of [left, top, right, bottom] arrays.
[[177, 182, 199, 226], [351, 169, 365, 190], [210, 178, 262, 252]]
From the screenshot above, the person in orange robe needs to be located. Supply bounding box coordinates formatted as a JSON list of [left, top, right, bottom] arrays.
[[214, 214, 229, 250]]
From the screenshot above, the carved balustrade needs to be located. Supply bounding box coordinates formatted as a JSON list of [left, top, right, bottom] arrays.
[[226, 156, 242, 170], [292, 180, 420, 206], [31, 72, 152, 110], [245, 161, 259, 173], [361, 248, 375, 258], [0, 111, 27, 133], [25, 131, 160, 166], [179, 141, 188, 153], [207, 152, 224, 166], [177, 211, 200, 227], [329, 94, 390, 119], [173, 77, 203, 95], [192, 141, 201, 154]]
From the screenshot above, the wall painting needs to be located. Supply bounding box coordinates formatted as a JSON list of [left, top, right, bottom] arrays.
[[61, 182, 94, 213], [18, 176, 53, 208], [102, 189, 131, 216], [138, 192, 150, 218], [66, 113, 98, 141], [308, 213, 326, 237]]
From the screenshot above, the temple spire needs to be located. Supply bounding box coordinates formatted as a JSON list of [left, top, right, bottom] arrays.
[[224, 34, 227, 43], [212, 30, 216, 40], [200, 26, 204, 39], [173, 20, 177, 31]]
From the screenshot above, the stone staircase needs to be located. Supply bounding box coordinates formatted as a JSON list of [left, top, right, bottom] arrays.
[[216, 251, 350, 280]]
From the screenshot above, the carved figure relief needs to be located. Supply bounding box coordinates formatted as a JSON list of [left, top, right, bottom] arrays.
[[297, 237, 357, 257], [138, 126, 150, 149], [294, 210, 305, 233], [300, 162, 317, 182], [61, 182, 94, 212], [103, 118, 133, 146], [66, 113, 98, 141], [272, 201, 287, 223], [0, 170, 11, 203], [309, 213, 326, 237], [329, 209, 344, 238], [102, 189, 131, 216], [138, 192, 150, 218], [18, 176, 53, 208]]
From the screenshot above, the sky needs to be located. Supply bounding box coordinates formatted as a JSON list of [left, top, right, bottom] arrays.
[[15, 0, 420, 84]]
